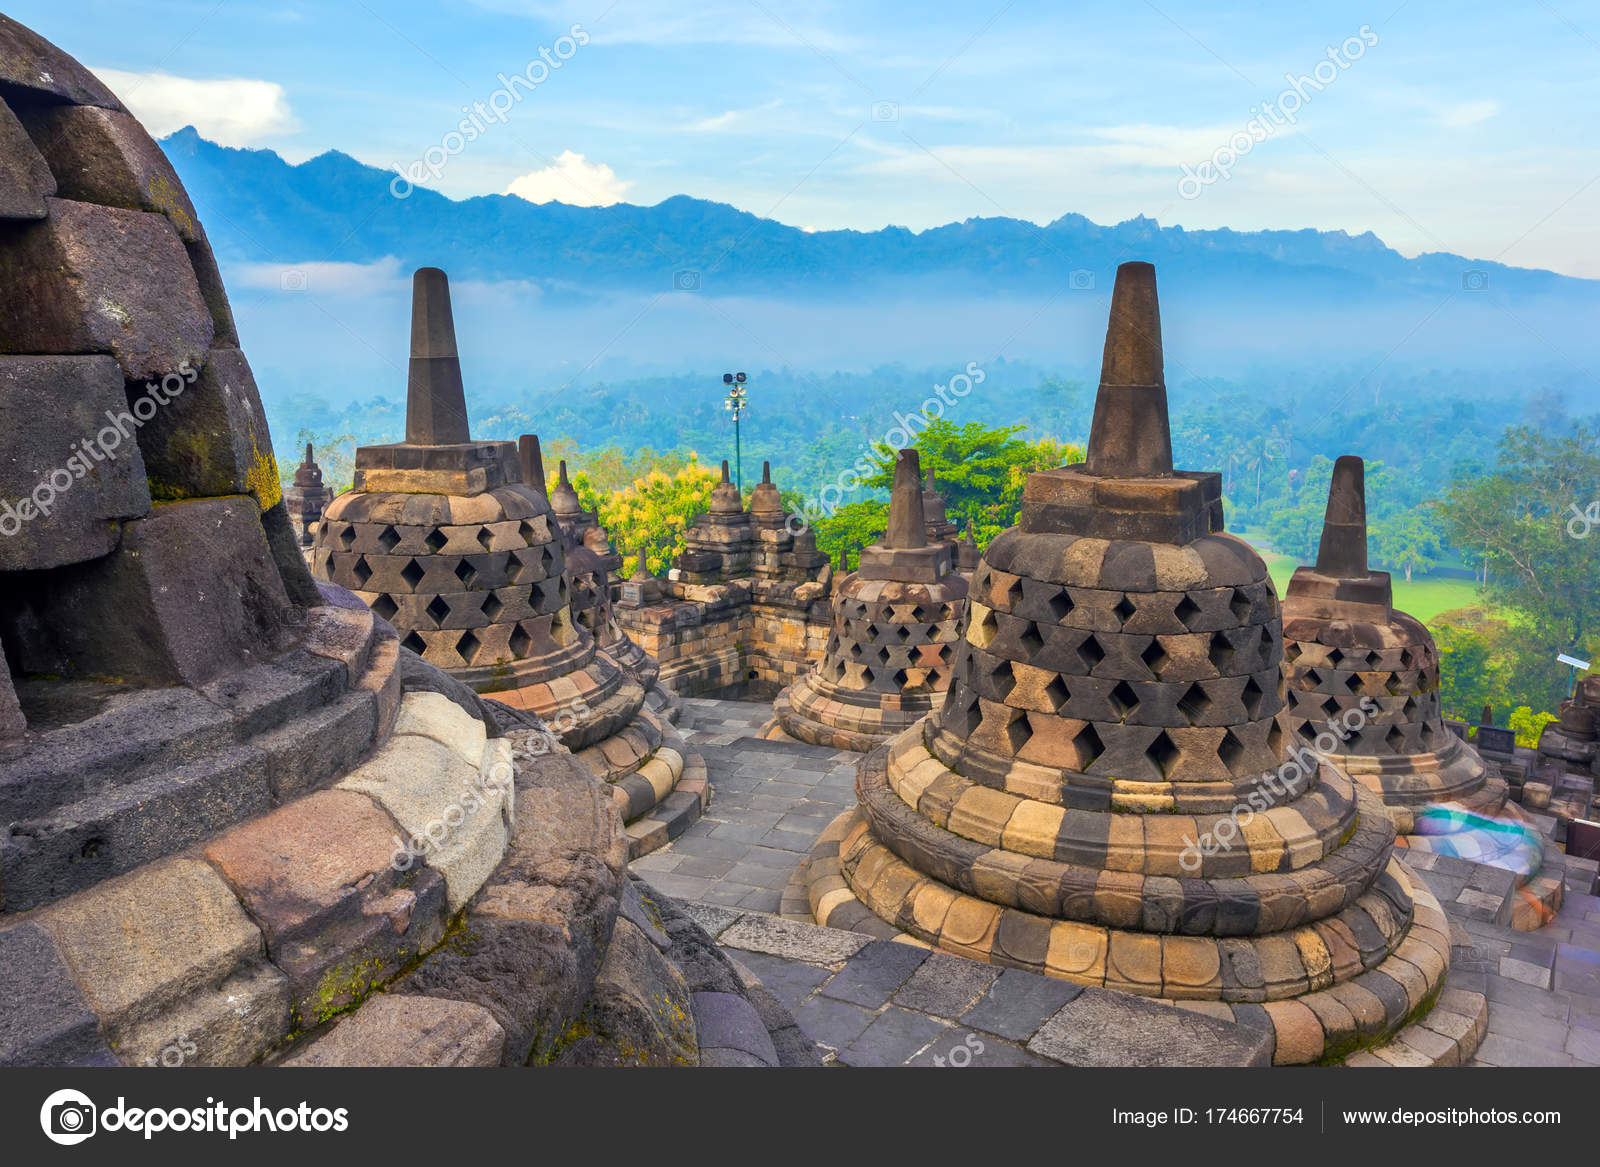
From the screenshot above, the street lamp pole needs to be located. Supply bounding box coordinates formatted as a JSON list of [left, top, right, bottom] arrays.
[[722, 372, 748, 492]]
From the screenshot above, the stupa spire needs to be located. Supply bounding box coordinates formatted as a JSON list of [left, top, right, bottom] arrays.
[[885, 449, 928, 550], [1314, 455, 1369, 578], [1084, 261, 1173, 477], [518, 434, 547, 499], [404, 267, 470, 446]]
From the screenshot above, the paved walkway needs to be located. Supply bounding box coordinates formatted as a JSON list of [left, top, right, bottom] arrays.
[[637, 697, 1600, 1066]]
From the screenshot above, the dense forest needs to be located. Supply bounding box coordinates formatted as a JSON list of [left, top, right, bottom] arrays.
[[276, 365, 1600, 734]]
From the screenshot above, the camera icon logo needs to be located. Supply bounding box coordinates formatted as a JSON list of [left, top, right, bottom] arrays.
[[673, 270, 701, 291], [40, 1088, 97, 1146], [871, 101, 899, 121], [280, 268, 309, 293], [1461, 270, 1489, 291], [1069, 268, 1096, 291]]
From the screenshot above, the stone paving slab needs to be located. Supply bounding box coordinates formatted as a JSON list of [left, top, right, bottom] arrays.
[[647, 699, 1600, 1068]]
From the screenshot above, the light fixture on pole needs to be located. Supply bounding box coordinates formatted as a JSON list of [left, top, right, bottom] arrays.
[[722, 372, 748, 492]]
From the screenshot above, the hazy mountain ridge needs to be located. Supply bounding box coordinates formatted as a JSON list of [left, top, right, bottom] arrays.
[[162, 127, 1591, 301]]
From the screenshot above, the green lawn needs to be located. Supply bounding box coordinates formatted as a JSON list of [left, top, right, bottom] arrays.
[[1253, 549, 1487, 624]]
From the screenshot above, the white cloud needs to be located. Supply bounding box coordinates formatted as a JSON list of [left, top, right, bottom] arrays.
[[229, 256, 406, 296], [89, 67, 297, 146], [469, 0, 857, 51], [504, 151, 633, 206], [1436, 99, 1500, 128]]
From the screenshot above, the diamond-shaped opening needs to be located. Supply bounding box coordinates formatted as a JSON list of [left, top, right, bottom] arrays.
[[454, 559, 478, 587], [1044, 674, 1069, 712], [826, 634, 840, 654], [540, 545, 557, 572], [338, 524, 356, 551], [1304, 668, 1322, 686], [370, 593, 399, 622], [1398, 648, 1414, 670], [973, 566, 990, 592], [1385, 671, 1403, 695], [1384, 725, 1406, 752], [1208, 631, 1235, 671], [425, 528, 448, 553], [1176, 682, 1212, 723], [456, 630, 481, 665], [1419, 722, 1437, 750], [352, 555, 374, 587], [401, 631, 427, 655], [895, 624, 911, 642], [1072, 723, 1104, 769], [1113, 595, 1136, 624], [1284, 641, 1302, 663], [861, 667, 876, 686], [892, 668, 908, 688], [1174, 594, 1202, 628], [1109, 680, 1140, 718], [989, 659, 1016, 700], [400, 558, 426, 589], [865, 623, 879, 640], [519, 520, 539, 545], [935, 644, 951, 665], [1401, 695, 1418, 718], [1018, 620, 1044, 657], [1006, 579, 1024, 610], [1140, 637, 1168, 678], [848, 642, 864, 660], [976, 608, 999, 644], [1326, 646, 1345, 667], [1364, 650, 1382, 668], [1218, 728, 1246, 770], [1320, 695, 1341, 718], [509, 625, 532, 657], [1344, 672, 1364, 693], [911, 604, 929, 623], [1004, 710, 1032, 754], [378, 524, 401, 553], [1258, 626, 1273, 652], [482, 593, 505, 622], [1077, 633, 1106, 672], [1145, 730, 1180, 776], [477, 526, 495, 552], [1047, 589, 1075, 622], [1229, 587, 1253, 621], [876, 646, 892, 666], [426, 595, 451, 625]]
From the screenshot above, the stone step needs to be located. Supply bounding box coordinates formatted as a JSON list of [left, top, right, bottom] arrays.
[[1343, 985, 1489, 1066]]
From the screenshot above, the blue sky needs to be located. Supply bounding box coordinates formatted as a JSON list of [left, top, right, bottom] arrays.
[[17, 0, 1600, 276]]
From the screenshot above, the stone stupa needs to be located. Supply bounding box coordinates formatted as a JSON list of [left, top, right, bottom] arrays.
[[764, 448, 968, 751], [1282, 458, 1563, 925], [312, 270, 705, 854], [800, 262, 1457, 1064], [285, 442, 334, 546]]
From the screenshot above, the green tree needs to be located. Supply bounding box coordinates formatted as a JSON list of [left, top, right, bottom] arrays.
[[1369, 509, 1440, 583], [1509, 705, 1560, 748], [811, 500, 890, 571], [1437, 424, 1600, 714], [1432, 617, 1511, 722]]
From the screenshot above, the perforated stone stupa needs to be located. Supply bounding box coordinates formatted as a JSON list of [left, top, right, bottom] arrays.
[[765, 448, 968, 751], [0, 17, 791, 1069], [1281, 459, 1563, 922], [309, 269, 705, 854], [799, 262, 1456, 1064]]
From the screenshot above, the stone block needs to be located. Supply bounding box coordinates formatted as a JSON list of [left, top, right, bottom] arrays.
[[37, 858, 290, 1065], [0, 923, 113, 1066], [0, 497, 291, 686], [135, 346, 279, 508], [1027, 986, 1272, 1066], [339, 734, 510, 912], [18, 104, 199, 239], [0, 96, 52, 218], [690, 991, 780, 1066], [0, 652, 22, 741], [0, 198, 213, 381], [204, 789, 449, 1027], [281, 994, 506, 1067], [0, 354, 152, 571], [0, 15, 123, 105]]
